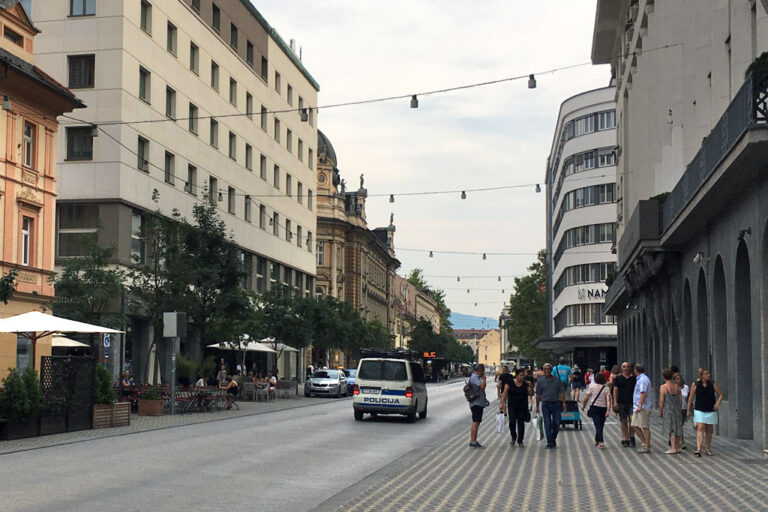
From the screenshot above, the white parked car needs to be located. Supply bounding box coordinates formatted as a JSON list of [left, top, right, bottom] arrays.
[[352, 358, 428, 423], [305, 369, 348, 398]]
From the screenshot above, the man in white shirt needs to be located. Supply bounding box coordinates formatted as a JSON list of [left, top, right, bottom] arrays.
[[631, 364, 653, 453]]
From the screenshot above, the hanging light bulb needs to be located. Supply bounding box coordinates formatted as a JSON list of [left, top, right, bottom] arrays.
[[90, 124, 99, 137], [269, 217, 273, 226], [474, 302, 477, 307], [535, 183, 541, 193], [217, 191, 223, 202], [528, 74, 537, 89], [429, 251, 433, 258], [461, 191, 467, 200], [300, 108, 309, 122], [502, 289, 505, 294], [457, 276, 460, 282], [389, 194, 395, 203], [410, 94, 418, 108], [498, 276, 501, 282], [482, 253, 487, 260], [2, 96, 11, 111], [466, 289, 470, 294]]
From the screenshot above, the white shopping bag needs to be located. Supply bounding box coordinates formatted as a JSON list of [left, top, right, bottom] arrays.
[[534, 414, 544, 441], [496, 412, 506, 434]]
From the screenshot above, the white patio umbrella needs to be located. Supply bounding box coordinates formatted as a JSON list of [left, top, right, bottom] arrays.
[[206, 341, 276, 353], [51, 334, 89, 348], [0, 311, 123, 364]]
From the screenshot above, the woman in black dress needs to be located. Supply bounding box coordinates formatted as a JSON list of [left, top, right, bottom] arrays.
[[501, 370, 534, 447]]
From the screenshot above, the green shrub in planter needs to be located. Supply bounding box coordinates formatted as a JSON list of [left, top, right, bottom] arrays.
[[141, 387, 161, 401], [21, 367, 43, 418], [94, 365, 116, 405], [0, 368, 30, 420]]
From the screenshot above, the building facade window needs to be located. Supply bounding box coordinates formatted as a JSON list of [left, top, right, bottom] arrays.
[[285, 219, 291, 241], [244, 196, 251, 222], [598, 110, 616, 130], [228, 131, 236, 160], [296, 225, 302, 247], [139, 66, 151, 102], [259, 204, 266, 229], [189, 42, 199, 74], [187, 164, 197, 196], [274, 118, 280, 142], [230, 23, 238, 49], [23, 122, 35, 168], [208, 176, 217, 205], [260, 154, 267, 179], [287, 84, 293, 105], [229, 78, 237, 105], [209, 119, 218, 147], [165, 86, 176, 119], [71, 0, 95, 16], [260, 106, 268, 130], [21, 216, 32, 266], [316, 241, 324, 266], [212, 3, 220, 32], [140, 1, 151, 34], [286, 129, 292, 153], [307, 232, 313, 253], [298, 139, 304, 161], [274, 71, 281, 93], [228, 186, 235, 214], [246, 93, 253, 119], [164, 151, 175, 185], [66, 126, 94, 160], [285, 174, 292, 196], [68, 54, 95, 88], [57, 204, 99, 257], [3, 26, 22, 46], [272, 212, 279, 236], [297, 182, 303, 204], [246, 41, 254, 67], [260, 56, 268, 81], [256, 256, 266, 292], [553, 262, 617, 298], [211, 61, 219, 91], [137, 136, 149, 171], [307, 190, 313, 211], [191, 0, 200, 11], [308, 149, 313, 169], [245, 144, 253, 170], [131, 211, 145, 263], [188, 103, 198, 134], [166, 21, 177, 56], [273, 164, 280, 189]]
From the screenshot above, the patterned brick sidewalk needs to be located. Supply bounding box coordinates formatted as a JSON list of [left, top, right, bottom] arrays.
[[320, 404, 768, 512], [0, 395, 330, 455]]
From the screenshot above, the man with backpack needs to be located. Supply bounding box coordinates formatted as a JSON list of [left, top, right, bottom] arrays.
[[553, 357, 572, 394], [465, 364, 489, 448]]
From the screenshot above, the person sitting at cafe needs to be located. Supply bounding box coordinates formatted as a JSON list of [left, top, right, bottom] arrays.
[[220, 375, 239, 410], [122, 370, 135, 387], [266, 371, 277, 400], [195, 375, 207, 388]]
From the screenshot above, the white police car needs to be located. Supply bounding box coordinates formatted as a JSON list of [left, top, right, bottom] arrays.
[[352, 358, 427, 423]]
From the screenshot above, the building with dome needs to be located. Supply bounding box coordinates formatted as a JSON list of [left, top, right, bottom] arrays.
[[314, 130, 400, 364]]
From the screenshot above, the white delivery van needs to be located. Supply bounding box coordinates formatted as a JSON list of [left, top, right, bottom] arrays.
[[352, 358, 428, 422]]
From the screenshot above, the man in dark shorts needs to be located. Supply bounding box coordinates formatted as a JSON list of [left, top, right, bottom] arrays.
[[612, 361, 636, 447]]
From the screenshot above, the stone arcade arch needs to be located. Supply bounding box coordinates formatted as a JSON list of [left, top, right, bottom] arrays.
[[712, 256, 728, 400], [682, 280, 693, 379], [696, 270, 710, 371], [734, 241, 753, 439]]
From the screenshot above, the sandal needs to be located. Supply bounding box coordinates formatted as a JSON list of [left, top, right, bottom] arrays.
[[705, 450, 713, 456], [694, 451, 701, 457], [664, 450, 678, 455]]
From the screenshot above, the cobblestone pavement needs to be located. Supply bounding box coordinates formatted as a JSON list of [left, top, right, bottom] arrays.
[[317, 402, 768, 512], [0, 395, 334, 455]]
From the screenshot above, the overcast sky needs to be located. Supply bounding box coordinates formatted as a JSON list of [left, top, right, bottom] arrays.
[[255, 0, 611, 319]]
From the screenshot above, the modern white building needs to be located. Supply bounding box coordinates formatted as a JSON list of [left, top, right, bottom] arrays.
[[29, 0, 319, 376], [541, 86, 618, 371], [594, 0, 768, 450]]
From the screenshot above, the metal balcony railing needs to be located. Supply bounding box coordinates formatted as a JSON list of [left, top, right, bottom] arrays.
[[661, 71, 768, 232]]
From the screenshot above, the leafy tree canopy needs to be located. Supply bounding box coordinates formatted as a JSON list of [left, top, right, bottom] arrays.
[[504, 249, 551, 362]]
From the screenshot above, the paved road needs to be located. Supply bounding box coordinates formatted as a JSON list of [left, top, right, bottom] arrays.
[[0, 381, 470, 512]]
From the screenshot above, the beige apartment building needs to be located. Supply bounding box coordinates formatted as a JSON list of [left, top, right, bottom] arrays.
[[28, 0, 319, 379], [476, 329, 501, 368]]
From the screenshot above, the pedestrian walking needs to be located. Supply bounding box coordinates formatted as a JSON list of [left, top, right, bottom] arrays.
[[631, 364, 653, 453], [468, 363, 489, 448], [674, 373, 689, 449], [501, 369, 534, 447], [524, 368, 535, 410], [553, 357, 572, 394], [570, 365, 584, 401], [582, 372, 611, 448], [609, 365, 620, 387], [584, 368, 594, 387], [687, 368, 723, 457], [659, 368, 683, 454], [217, 359, 228, 385], [612, 362, 636, 448], [535, 363, 566, 448], [497, 365, 512, 400]]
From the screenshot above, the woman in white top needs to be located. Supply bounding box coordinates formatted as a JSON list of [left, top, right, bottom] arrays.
[[674, 373, 689, 449]]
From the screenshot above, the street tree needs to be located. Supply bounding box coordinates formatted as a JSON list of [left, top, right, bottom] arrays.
[[0, 268, 17, 305], [504, 249, 551, 362], [407, 268, 453, 334]]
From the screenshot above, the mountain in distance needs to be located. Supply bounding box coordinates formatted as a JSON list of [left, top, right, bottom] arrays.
[[449, 312, 499, 330]]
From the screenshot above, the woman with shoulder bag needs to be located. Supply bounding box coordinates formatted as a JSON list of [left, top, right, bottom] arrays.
[[581, 372, 611, 449], [501, 369, 534, 447]]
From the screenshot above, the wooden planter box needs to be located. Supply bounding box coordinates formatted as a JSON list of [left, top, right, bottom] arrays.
[[138, 399, 163, 416], [0, 417, 41, 440], [93, 402, 133, 428]]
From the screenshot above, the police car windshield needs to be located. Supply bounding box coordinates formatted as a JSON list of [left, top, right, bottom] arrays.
[[312, 371, 338, 379], [358, 361, 407, 381]]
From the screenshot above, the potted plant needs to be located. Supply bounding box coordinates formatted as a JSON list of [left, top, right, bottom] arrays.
[[92, 365, 130, 428], [137, 387, 164, 416], [0, 367, 42, 440]]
